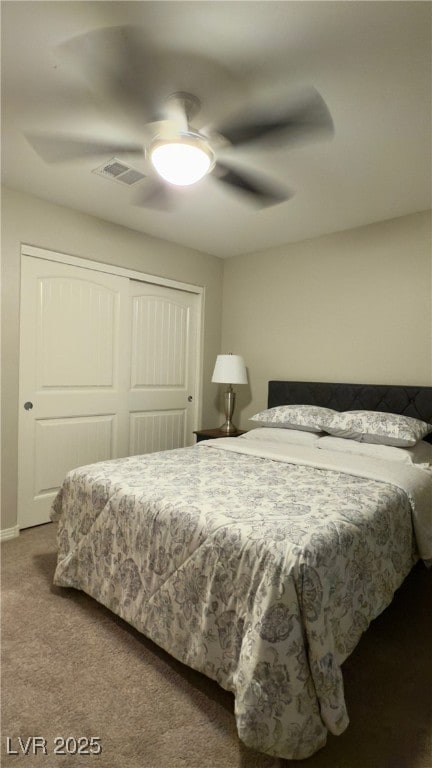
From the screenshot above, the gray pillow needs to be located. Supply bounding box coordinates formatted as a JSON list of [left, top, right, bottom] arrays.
[[325, 409, 432, 447], [250, 404, 336, 433]]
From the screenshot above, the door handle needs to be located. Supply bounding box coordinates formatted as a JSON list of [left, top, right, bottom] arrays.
[[24, 401, 33, 410], [188, 395, 193, 402]]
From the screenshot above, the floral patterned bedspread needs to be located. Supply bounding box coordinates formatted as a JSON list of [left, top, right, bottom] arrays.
[[51, 439, 424, 760]]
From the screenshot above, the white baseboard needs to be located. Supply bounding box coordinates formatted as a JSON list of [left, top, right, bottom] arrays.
[[0, 525, 20, 542]]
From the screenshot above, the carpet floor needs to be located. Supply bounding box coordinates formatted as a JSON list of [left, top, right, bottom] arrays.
[[1, 522, 431, 768]]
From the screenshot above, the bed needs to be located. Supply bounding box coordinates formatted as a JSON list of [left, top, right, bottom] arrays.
[[51, 381, 432, 760]]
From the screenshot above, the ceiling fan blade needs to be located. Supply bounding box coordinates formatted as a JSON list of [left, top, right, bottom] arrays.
[[131, 179, 174, 211], [56, 26, 160, 124], [25, 133, 144, 163], [215, 87, 334, 149], [55, 26, 243, 134], [214, 162, 292, 208]]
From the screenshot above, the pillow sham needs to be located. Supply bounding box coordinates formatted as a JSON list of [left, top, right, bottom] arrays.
[[240, 427, 321, 446], [250, 404, 336, 433], [317, 435, 432, 467], [325, 409, 432, 447]]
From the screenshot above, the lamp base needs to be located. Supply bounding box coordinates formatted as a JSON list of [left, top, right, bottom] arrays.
[[218, 420, 238, 435], [219, 387, 237, 434]]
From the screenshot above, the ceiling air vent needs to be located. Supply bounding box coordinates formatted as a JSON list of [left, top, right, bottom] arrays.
[[92, 158, 146, 186]]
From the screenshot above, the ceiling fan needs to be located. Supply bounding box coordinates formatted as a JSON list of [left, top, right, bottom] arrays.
[[25, 26, 334, 210]]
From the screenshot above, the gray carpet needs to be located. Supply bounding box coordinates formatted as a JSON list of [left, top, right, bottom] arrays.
[[1, 523, 431, 768]]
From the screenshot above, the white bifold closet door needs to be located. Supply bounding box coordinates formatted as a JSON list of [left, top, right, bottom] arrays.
[[128, 279, 198, 455], [18, 255, 199, 529]]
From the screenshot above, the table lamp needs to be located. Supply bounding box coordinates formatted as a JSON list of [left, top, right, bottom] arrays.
[[211, 353, 248, 434]]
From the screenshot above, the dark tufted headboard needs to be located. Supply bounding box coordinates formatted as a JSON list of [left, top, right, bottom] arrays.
[[268, 381, 432, 444]]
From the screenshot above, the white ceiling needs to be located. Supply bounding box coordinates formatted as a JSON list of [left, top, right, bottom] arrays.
[[2, 1, 431, 258]]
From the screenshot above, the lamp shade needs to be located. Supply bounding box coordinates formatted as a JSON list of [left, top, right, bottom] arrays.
[[211, 354, 248, 385]]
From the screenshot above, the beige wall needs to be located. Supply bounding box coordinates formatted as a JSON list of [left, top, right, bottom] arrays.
[[222, 211, 432, 428], [1, 187, 224, 531]]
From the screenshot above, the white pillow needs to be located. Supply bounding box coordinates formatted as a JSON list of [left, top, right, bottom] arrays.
[[317, 435, 432, 467], [325, 409, 432, 447], [250, 404, 336, 433], [241, 427, 321, 446]]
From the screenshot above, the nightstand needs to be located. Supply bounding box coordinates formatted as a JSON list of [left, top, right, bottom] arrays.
[[193, 428, 248, 443]]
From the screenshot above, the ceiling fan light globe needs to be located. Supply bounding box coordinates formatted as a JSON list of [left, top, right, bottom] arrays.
[[150, 136, 214, 186]]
